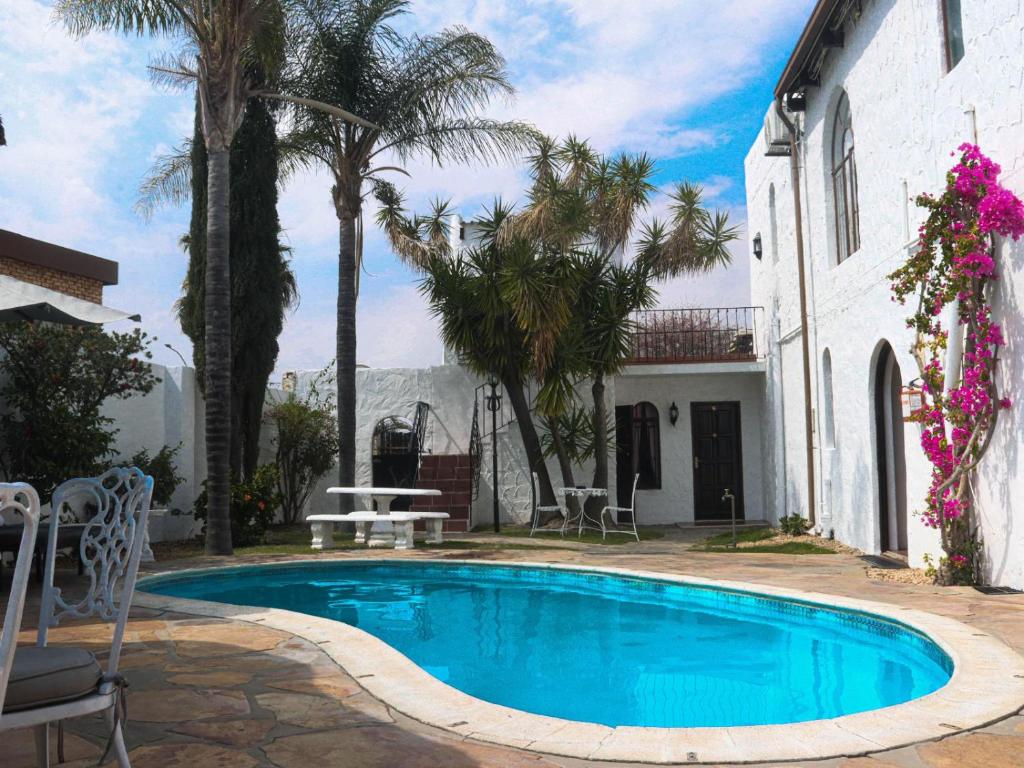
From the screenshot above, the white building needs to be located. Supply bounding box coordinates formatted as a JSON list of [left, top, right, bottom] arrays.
[[744, 0, 1024, 586], [289, 217, 771, 532]]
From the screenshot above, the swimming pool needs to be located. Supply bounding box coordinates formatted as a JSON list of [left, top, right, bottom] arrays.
[[142, 560, 952, 728]]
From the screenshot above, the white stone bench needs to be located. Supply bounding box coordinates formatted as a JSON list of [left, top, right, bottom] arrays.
[[399, 512, 450, 544], [306, 511, 450, 551]]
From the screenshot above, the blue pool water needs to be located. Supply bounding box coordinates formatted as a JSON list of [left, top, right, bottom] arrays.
[[142, 561, 951, 727]]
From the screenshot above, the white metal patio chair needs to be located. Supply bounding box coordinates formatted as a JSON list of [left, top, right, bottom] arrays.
[[0, 467, 153, 768], [1, 483, 43, 711], [529, 471, 565, 536], [600, 473, 640, 542]]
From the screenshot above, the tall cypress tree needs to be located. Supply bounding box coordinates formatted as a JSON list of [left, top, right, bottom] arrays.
[[180, 92, 296, 481]]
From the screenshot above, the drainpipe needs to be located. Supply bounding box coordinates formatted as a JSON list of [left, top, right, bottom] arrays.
[[944, 106, 978, 402], [775, 96, 816, 526]]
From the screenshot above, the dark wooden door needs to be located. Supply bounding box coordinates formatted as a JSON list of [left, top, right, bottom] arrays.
[[691, 402, 744, 521]]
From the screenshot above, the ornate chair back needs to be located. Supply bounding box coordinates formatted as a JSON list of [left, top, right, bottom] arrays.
[[0, 483, 41, 715], [37, 468, 153, 677]]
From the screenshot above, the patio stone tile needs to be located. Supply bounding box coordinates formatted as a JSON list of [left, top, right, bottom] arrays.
[[837, 756, 921, 767], [914, 732, 1024, 767], [339, 691, 395, 721], [132, 688, 251, 722], [262, 674, 363, 699], [171, 623, 286, 657], [7, 729, 101, 767], [254, 691, 391, 729], [262, 727, 559, 768], [170, 719, 277, 748], [126, 742, 261, 767], [115, 647, 175, 670], [167, 670, 255, 687]]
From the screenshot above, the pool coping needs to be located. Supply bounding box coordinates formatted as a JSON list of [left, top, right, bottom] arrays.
[[136, 557, 1024, 765]]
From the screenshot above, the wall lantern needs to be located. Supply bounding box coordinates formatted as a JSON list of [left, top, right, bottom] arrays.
[[900, 378, 926, 423], [669, 401, 679, 426], [752, 232, 763, 261]]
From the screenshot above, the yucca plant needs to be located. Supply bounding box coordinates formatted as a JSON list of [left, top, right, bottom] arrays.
[[508, 137, 739, 506]]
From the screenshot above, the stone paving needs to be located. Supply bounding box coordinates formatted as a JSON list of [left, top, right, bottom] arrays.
[[5, 531, 1024, 767]]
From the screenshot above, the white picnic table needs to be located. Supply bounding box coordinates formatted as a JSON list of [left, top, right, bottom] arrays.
[[314, 486, 443, 549]]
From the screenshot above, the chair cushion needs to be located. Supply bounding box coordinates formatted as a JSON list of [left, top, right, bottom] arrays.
[[3, 646, 102, 712]]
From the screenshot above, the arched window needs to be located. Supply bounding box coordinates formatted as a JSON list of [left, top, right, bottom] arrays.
[[768, 184, 779, 264], [632, 402, 661, 489], [822, 349, 836, 449], [831, 92, 860, 263], [942, 0, 965, 70]]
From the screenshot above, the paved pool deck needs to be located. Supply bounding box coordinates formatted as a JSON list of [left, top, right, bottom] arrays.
[[6, 531, 1024, 767]]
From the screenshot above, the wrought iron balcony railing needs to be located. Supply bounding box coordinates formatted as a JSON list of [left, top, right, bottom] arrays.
[[627, 306, 765, 365]]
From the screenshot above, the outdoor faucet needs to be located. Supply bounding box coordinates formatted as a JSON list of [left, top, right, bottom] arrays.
[[722, 489, 737, 548]]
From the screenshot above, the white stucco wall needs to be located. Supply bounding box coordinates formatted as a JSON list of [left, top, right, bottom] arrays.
[[745, 0, 1024, 585], [292, 363, 482, 517], [102, 363, 282, 517], [615, 369, 766, 525], [103, 364, 202, 513]]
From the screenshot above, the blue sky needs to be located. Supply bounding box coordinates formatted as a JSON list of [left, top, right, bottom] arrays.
[[0, 0, 815, 374]]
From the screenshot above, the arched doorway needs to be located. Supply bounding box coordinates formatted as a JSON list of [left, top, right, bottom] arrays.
[[371, 416, 418, 511], [873, 343, 908, 553]]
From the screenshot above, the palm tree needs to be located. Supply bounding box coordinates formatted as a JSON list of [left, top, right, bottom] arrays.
[[57, 0, 374, 554], [279, 0, 537, 508]]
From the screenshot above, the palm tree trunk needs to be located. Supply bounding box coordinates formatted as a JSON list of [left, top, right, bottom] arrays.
[[589, 371, 609, 517], [204, 147, 233, 555], [336, 206, 358, 513], [503, 372, 557, 508], [546, 419, 575, 525]]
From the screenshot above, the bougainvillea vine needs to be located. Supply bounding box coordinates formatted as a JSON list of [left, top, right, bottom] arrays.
[[889, 144, 1024, 585]]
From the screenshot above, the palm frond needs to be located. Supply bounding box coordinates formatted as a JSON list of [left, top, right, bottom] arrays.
[[53, 0, 187, 37], [135, 141, 192, 219], [371, 180, 451, 267]]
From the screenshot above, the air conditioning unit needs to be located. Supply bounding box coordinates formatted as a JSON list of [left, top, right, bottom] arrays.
[[763, 107, 792, 157]]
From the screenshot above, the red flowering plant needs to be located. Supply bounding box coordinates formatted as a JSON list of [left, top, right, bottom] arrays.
[[194, 464, 279, 546], [889, 144, 1024, 585]]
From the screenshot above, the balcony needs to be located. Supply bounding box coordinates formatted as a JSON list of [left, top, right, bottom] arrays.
[[627, 307, 765, 365]]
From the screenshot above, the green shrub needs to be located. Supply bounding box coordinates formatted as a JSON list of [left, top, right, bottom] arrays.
[[195, 464, 280, 546], [266, 393, 337, 524], [0, 323, 157, 499], [778, 513, 810, 537], [129, 444, 184, 508]]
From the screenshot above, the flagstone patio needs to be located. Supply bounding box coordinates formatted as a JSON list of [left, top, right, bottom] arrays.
[[6, 533, 1024, 767]]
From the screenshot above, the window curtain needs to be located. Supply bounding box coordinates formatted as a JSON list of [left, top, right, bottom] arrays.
[[631, 402, 661, 489]]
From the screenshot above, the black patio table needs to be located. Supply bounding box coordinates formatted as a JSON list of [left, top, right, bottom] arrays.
[[0, 522, 87, 583]]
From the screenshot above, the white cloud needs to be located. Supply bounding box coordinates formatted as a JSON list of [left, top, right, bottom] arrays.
[[0, 0, 810, 374]]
